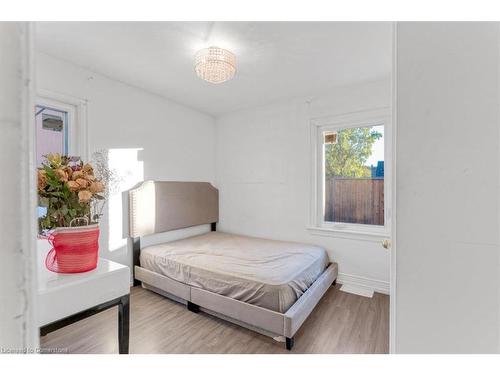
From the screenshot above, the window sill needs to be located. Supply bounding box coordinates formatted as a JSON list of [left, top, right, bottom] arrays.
[[307, 226, 389, 242]]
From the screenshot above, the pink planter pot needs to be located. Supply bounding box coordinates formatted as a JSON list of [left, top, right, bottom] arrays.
[[45, 224, 100, 273]]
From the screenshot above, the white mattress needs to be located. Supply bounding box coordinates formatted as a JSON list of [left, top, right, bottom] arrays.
[[140, 231, 329, 313]]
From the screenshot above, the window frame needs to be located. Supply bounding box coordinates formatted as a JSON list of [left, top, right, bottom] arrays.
[[36, 89, 88, 161], [309, 107, 392, 239]]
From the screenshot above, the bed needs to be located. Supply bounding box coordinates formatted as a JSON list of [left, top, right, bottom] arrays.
[[129, 181, 338, 350]]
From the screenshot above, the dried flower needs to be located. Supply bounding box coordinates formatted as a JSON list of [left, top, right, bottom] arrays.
[[63, 166, 73, 180], [78, 190, 92, 203], [76, 178, 89, 188], [46, 153, 62, 168], [83, 163, 94, 174], [67, 180, 79, 192], [89, 181, 104, 194], [38, 170, 47, 190], [72, 170, 84, 180], [85, 173, 95, 181], [54, 168, 68, 182]]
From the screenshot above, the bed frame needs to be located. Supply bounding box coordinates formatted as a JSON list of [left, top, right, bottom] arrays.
[[129, 181, 338, 350]]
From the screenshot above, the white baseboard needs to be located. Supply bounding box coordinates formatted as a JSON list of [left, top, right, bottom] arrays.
[[337, 272, 390, 295], [339, 284, 374, 298]]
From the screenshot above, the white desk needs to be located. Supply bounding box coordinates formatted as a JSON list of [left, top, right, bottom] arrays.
[[37, 246, 130, 353]]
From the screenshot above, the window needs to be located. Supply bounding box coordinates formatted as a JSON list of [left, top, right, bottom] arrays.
[[310, 109, 391, 237], [35, 92, 87, 162]]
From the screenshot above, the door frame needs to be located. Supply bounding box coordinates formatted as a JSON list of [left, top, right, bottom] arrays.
[[20, 21, 39, 350], [389, 21, 398, 354]]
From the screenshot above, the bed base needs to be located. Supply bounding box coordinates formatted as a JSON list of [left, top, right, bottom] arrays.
[[142, 282, 293, 346], [187, 301, 200, 313], [134, 262, 338, 351]]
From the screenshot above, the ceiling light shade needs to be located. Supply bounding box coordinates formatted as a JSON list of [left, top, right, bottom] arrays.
[[195, 46, 236, 84]]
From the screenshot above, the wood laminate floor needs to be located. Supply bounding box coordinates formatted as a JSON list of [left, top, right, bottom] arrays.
[[40, 284, 389, 354]]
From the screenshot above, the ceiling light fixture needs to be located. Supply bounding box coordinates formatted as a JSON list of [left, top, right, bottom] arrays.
[[195, 46, 236, 84]]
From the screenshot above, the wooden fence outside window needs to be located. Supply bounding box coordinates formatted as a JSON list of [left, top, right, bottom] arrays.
[[324, 177, 384, 226]]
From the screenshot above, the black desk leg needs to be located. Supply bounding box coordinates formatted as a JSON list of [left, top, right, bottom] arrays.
[[118, 294, 130, 354]]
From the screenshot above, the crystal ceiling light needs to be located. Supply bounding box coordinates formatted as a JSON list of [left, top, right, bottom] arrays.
[[194, 46, 236, 84]]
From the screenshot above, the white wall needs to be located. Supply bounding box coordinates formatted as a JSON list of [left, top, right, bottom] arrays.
[[0, 23, 38, 351], [36, 52, 216, 269], [396, 22, 500, 353], [215, 79, 391, 292]]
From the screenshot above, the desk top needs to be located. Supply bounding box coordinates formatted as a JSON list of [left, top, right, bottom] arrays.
[[38, 248, 129, 295], [37, 244, 130, 326]]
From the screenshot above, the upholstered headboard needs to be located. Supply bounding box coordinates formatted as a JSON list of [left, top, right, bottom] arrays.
[[128, 181, 219, 238]]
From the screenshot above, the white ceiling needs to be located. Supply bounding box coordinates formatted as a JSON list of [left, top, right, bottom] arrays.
[[35, 22, 392, 116]]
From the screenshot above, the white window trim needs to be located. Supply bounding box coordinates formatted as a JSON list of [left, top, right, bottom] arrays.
[[308, 107, 392, 240], [36, 89, 88, 160]]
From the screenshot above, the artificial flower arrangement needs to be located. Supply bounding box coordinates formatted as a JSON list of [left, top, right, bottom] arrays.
[[38, 153, 106, 232], [38, 153, 108, 273]]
